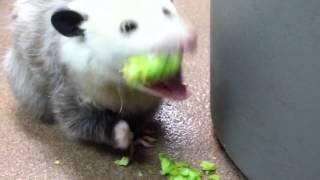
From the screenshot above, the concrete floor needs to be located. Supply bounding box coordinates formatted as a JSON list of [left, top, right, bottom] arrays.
[[0, 0, 245, 179]]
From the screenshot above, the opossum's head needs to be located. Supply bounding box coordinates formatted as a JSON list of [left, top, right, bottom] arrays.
[[51, 0, 197, 100]]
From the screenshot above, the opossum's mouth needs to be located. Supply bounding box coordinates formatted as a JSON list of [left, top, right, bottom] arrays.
[[124, 48, 194, 101], [144, 35, 197, 100], [141, 49, 189, 101], [147, 71, 189, 100], [123, 52, 188, 100]]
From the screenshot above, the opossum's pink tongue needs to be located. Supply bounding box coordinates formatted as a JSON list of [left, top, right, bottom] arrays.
[[146, 32, 197, 100], [148, 73, 190, 100], [149, 83, 188, 100]]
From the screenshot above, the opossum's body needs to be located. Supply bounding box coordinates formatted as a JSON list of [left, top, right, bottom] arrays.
[[4, 0, 196, 150]]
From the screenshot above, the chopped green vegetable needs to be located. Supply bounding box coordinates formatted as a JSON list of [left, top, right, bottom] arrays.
[[208, 174, 220, 180], [159, 153, 176, 175], [114, 156, 130, 167], [200, 161, 216, 173], [169, 176, 186, 180], [175, 161, 189, 168], [112, 153, 219, 180], [159, 153, 202, 180], [178, 167, 201, 179], [122, 53, 181, 87], [138, 170, 143, 177]]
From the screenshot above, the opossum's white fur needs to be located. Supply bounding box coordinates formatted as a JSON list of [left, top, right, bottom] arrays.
[[61, 0, 191, 111], [4, 0, 192, 148]]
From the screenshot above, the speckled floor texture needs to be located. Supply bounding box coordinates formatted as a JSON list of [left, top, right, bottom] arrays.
[[0, 0, 245, 179]]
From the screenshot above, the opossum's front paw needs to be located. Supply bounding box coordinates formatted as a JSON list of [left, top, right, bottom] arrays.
[[135, 135, 157, 148], [134, 129, 157, 148], [129, 130, 157, 156]]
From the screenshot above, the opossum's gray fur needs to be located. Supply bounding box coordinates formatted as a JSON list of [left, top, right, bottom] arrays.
[[4, 0, 161, 148]]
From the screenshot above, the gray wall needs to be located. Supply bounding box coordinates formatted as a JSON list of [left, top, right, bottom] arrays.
[[212, 0, 320, 179]]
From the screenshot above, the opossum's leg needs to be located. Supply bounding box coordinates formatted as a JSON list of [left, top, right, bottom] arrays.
[[122, 112, 159, 148], [51, 89, 133, 150], [118, 114, 158, 156]]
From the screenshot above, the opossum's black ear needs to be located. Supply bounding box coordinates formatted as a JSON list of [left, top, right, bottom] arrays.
[[51, 9, 85, 37]]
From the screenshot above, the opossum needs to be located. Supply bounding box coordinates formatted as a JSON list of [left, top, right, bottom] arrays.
[[4, 0, 197, 151]]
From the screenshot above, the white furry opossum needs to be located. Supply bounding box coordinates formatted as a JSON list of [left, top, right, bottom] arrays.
[[4, 0, 196, 151]]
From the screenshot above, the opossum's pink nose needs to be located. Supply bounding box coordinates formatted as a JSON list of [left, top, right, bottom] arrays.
[[181, 32, 197, 53]]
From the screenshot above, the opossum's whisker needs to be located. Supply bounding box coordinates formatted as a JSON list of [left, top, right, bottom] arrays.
[[117, 81, 124, 113]]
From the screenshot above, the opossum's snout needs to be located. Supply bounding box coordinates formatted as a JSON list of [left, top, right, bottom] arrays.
[[112, 120, 133, 150]]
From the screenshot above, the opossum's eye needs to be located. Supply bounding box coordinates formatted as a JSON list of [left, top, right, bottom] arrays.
[[163, 8, 172, 17], [120, 20, 138, 35], [51, 9, 85, 37]]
